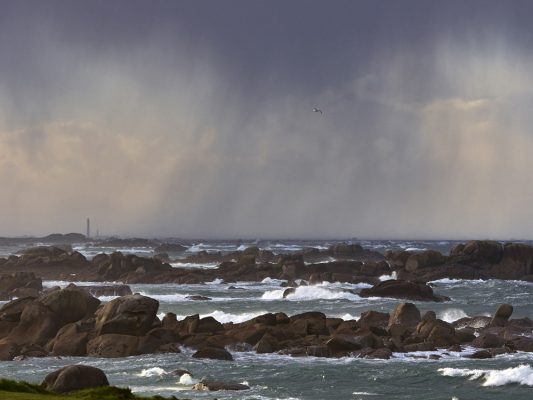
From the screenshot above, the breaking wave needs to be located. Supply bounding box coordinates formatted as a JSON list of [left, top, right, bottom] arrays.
[[439, 364, 533, 386]]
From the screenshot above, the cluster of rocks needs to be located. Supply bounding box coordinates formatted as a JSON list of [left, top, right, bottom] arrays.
[[179, 243, 384, 265], [2, 240, 533, 286], [387, 240, 533, 282], [0, 271, 131, 301], [0, 285, 530, 362], [0, 272, 43, 300], [0, 246, 388, 285]]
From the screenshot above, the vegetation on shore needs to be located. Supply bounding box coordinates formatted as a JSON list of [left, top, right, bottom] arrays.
[[0, 379, 181, 400]]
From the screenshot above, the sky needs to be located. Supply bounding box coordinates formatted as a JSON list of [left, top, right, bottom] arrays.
[[1, 0, 533, 239]]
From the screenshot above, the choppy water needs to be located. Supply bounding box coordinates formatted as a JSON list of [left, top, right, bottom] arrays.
[[1, 239, 532, 399]]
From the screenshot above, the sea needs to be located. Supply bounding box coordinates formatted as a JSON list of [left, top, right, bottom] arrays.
[[0, 239, 532, 399]]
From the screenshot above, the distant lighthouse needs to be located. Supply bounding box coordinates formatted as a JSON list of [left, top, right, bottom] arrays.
[[86, 218, 90, 238]]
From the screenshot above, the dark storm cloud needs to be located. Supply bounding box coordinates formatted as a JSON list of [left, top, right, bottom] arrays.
[[1, 0, 533, 238]]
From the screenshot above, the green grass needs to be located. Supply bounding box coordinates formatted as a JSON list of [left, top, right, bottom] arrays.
[[0, 379, 182, 400]]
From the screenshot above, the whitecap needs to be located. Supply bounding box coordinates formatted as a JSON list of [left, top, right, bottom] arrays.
[[136, 367, 167, 377], [438, 364, 533, 386], [170, 262, 218, 269], [205, 278, 224, 285], [429, 278, 485, 285], [378, 271, 398, 281], [138, 293, 188, 302], [186, 243, 204, 252], [179, 373, 198, 385], [97, 295, 121, 302], [171, 310, 269, 324], [261, 285, 363, 301], [339, 313, 359, 321], [261, 277, 285, 285], [438, 308, 469, 323]]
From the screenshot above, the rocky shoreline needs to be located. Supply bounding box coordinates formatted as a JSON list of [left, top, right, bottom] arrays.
[[0, 239, 531, 364], [0, 240, 532, 287], [0, 283, 531, 362]]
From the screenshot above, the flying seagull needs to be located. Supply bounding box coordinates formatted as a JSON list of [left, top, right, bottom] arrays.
[[313, 107, 323, 115]]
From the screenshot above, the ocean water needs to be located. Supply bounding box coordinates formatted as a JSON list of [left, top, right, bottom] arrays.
[[1, 239, 532, 399]]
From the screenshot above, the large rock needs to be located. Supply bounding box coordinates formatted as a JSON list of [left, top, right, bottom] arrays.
[[460, 241, 503, 263], [87, 334, 140, 357], [48, 320, 94, 356], [95, 294, 159, 336], [289, 312, 329, 336], [405, 250, 446, 272], [359, 280, 449, 302], [41, 365, 109, 393], [192, 347, 233, 360], [0, 272, 42, 293], [0, 339, 19, 361], [357, 311, 390, 329], [414, 311, 457, 347], [8, 301, 62, 345], [491, 244, 533, 279], [329, 243, 364, 256], [326, 334, 363, 353], [385, 250, 411, 270], [20, 246, 68, 258], [0, 297, 36, 323], [489, 304, 513, 327], [472, 333, 505, 349], [40, 286, 100, 324], [388, 303, 421, 337], [195, 316, 224, 334]]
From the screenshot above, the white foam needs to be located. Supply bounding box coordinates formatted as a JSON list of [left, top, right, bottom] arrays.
[[205, 278, 224, 285], [352, 392, 378, 396], [439, 364, 533, 386], [404, 247, 426, 252], [171, 310, 269, 324], [429, 278, 485, 285], [136, 367, 167, 377], [97, 295, 121, 302], [261, 277, 285, 285], [339, 313, 359, 321], [261, 285, 363, 301], [186, 243, 204, 252], [179, 373, 198, 385], [138, 293, 188, 302], [314, 281, 372, 289], [378, 271, 398, 281], [170, 262, 218, 269], [438, 308, 469, 323], [141, 292, 239, 303]]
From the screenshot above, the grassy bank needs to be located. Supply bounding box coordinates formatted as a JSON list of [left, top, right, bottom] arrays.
[[0, 379, 181, 400]]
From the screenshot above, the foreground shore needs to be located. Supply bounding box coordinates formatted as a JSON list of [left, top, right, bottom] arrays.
[[0, 378, 179, 400]]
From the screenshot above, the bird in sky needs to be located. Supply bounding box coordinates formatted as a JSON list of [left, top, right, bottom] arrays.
[[312, 107, 323, 115]]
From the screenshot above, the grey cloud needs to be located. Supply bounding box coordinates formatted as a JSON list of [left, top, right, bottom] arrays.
[[1, 1, 533, 238]]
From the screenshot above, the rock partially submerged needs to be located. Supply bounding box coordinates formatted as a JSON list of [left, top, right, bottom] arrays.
[[359, 279, 450, 302], [193, 380, 249, 391]]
